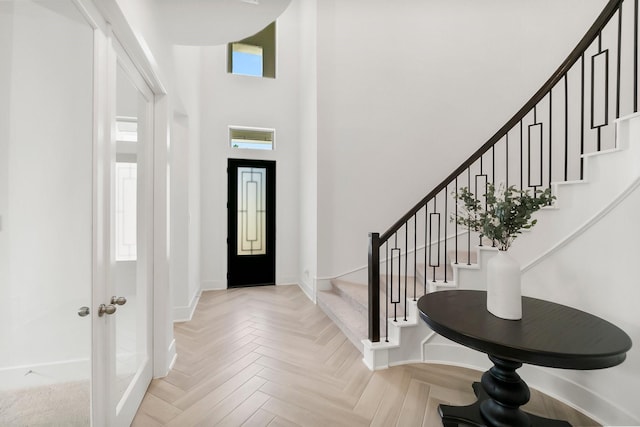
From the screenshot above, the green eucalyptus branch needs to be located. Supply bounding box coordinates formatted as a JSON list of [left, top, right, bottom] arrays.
[[451, 183, 555, 251]]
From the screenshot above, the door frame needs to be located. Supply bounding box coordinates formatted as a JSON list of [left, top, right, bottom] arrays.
[[227, 158, 276, 288]]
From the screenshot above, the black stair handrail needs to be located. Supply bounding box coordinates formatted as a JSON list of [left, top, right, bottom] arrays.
[[379, 0, 623, 243], [368, 0, 628, 343]]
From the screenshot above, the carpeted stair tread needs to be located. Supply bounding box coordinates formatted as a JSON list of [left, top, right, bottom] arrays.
[[331, 279, 369, 314], [332, 278, 416, 318], [317, 288, 386, 352]]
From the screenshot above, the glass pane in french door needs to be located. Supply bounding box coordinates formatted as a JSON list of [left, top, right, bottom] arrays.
[[0, 1, 93, 425], [113, 59, 151, 422]]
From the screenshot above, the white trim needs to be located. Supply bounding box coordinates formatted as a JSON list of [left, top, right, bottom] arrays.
[[91, 1, 167, 95], [0, 359, 91, 391], [522, 175, 640, 273], [167, 339, 177, 371], [420, 341, 640, 426], [173, 290, 202, 323], [72, 0, 106, 31], [615, 110, 640, 123], [152, 95, 172, 379], [520, 365, 639, 427], [202, 280, 226, 291], [296, 279, 315, 302]]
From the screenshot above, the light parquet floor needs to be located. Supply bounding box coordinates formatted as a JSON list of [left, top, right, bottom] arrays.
[[132, 285, 600, 427]]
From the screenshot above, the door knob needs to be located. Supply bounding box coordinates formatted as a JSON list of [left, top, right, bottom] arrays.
[[98, 304, 116, 317], [77, 306, 90, 317], [111, 296, 127, 306]]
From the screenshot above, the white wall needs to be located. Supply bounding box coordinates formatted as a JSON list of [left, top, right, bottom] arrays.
[[170, 114, 193, 320], [199, 2, 301, 290], [0, 3, 13, 366], [315, 0, 605, 278], [170, 46, 203, 321], [0, 1, 93, 386], [522, 182, 640, 424], [297, 0, 318, 299]]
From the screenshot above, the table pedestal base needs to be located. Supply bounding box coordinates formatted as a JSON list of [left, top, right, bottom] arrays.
[[438, 356, 571, 427]]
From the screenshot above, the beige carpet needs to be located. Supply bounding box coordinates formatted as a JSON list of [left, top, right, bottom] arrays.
[[0, 381, 90, 426]]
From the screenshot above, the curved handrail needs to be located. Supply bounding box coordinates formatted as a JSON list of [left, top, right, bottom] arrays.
[[379, 0, 623, 243]]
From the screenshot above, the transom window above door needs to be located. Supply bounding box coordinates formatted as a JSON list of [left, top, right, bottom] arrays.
[[229, 126, 275, 150]]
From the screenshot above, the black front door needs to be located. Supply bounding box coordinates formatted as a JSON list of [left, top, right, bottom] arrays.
[[227, 159, 276, 287]]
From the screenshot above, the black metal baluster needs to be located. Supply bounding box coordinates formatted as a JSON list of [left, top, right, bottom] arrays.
[[444, 186, 448, 283], [506, 133, 509, 187], [435, 197, 441, 283], [549, 91, 553, 190], [520, 120, 524, 190], [431, 197, 437, 281], [478, 155, 485, 247], [392, 234, 398, 322], [617, 4, 623, 119], [436, 194, 441, 283], [454, 178, 459, 265], [413, 213, 417, 300], [597, 32, 603, 151], [385, 241, 389, 342], [467, 167, 471, 265], [581, 52, 585, 179], [540, 112, 544, 190], [635, 0, 638, 112], [564, 74, 569, 181], [424, 206, 428, 295], [404, 222, 408, 321]]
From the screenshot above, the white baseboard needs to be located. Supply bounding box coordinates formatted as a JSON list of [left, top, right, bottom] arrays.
[[316, 278, 332, 291], [201, 280, 226, 291], [173, 290, 201, 323], [0, 358, 90, 391], [167, 339, 177, 372], [296, 279, 315, 302], [422, 341, 640, 426]]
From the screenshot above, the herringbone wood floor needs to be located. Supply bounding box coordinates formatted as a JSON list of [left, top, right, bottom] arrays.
[[132, 285, 599, 427]]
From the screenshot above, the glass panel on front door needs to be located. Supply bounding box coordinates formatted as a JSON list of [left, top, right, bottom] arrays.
[[237, 167, 267, 256]]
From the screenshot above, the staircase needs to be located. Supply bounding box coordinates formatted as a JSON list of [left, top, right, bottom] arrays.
[[318, 111, 640, 368], [316, 1, 640, 424]]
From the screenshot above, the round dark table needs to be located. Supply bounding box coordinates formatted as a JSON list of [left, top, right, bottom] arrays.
[[417, 290, 632, 427]]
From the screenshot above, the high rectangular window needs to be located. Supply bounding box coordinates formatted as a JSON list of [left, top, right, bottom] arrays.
[[228, 22, 276, 78], [229, 127, 274, 150], [231, 43, 263, 77]]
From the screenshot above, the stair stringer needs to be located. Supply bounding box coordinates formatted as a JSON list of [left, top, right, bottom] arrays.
[[362, 245, 497, 370], [502, 114, 640, 268]]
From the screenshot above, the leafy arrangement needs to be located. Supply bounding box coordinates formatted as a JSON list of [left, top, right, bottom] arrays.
[[452, 183, 555, 251]]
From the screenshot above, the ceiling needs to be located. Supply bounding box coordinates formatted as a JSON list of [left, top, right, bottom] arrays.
[[155, 0, 292, 46]]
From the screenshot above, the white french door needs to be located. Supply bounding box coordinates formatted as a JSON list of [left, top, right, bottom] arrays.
[[0, 1, 154, 426], [92, 25, 154, 427]]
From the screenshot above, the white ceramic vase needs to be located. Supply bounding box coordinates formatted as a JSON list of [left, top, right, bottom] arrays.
[[486, 250, 522, 320]]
